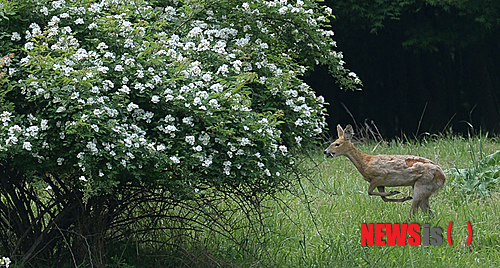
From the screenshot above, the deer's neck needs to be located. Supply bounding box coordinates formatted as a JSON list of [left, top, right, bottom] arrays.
[[344, 146, 374, 177]]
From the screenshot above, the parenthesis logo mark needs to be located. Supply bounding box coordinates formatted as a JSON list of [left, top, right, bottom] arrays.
[[467, 222, 473, 246], [447, 222, 453, 246]]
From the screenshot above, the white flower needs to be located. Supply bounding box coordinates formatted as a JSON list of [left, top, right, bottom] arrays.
[[8, 125, 22, 134], [75, 18, 84, 24], [5, 136, 18, 146], [61, 26, 72, 34], [20, 56, 30, 64], [163, 115, 175, 122], [40, 6, 49, 15], [202, 157, 212, 167], [127, 102, 139, 112], [70, 92, 79, 99], [198, 133, 210, 145], [182, 117, 194, 126], [208, 99, 220, 109], [232, 60, 242, 72], [97, 42, 108, 50], [88, 22, 98, 30], [124, 38, 135, 48], [210, 83, 224, 93], [165, 125, 177, 132], [185, 135, 195, 145], [124, 58, 135, 66], [57, 157, 64, 165], [197, 91, 209, 99], [164, 94, 174, 102], [79, 176, 87, 182], [26, 126, 39, 138], [24, 42, 34, 50], [170, 156, 180, 164], [235, 37, 250, 47], [86, 141, 98, 154], [119, 85, 130, 94], [193, 145, 202, 152], [187, 26, 203, 38], [40, 119, 49, 130], [115, 65, 124, 72], [29, 23, 42, 36], [11, 32, 21, 41], [1, 256, 11, 268], [193, 97, 202, 106], [91, 124, 99, 132], [216, 64, 229, 76], [240, 137, 251, 146], [134, 83, 145, 92], [94, 64, 108, 73], [157, 144, 166, 151], [202, 72, 212, 82], [279, 145, 288, 155], [22, 141, 32, 151], [0, 111, 12, 125]]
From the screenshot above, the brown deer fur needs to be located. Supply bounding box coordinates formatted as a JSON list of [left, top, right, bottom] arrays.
[[324, 124, 445, 217]]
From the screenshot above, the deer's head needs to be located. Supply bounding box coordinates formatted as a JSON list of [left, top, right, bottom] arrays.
[[324, 124, 354, 158]]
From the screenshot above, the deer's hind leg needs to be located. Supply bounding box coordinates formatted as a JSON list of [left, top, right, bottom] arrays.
[[408, 181, 433, 217], [377, 186, 413, 202], [419, 197, 434, 216]]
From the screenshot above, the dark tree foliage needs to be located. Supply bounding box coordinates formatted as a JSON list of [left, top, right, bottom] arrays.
[[310, 0, 500, 137]]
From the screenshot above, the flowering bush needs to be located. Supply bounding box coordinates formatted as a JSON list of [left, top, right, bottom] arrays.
[[1, 0, 359, 196], [0, 0, 360, 265]]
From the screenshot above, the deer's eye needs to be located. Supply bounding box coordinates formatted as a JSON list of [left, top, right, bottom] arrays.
[[334, 143, 341, 147]]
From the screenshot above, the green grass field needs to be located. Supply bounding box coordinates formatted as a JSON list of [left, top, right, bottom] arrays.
[[125, 135, 500, 267], [190, 135, 500, 268]]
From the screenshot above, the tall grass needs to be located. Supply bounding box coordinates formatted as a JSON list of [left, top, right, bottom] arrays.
[[222, 135, 500, 267], [126, 135, 500, 267]]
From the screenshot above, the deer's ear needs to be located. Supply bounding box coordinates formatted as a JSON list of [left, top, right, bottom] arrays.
[[336, 124, 344, 138], [344, 125, 354, 140]]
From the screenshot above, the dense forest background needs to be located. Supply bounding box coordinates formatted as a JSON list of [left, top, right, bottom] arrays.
[[307, 0, 500, 137]]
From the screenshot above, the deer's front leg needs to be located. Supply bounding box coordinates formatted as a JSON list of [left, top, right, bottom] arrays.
[[377, 186, 413, 202], [367, 183, 400, 197]]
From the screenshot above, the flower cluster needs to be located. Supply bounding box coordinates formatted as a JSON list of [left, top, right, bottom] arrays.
[[0, 256, 10, 268], [0, 0, 359, 196]]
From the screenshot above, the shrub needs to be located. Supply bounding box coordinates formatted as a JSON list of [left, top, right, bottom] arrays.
[[0, 0, 360, 265]]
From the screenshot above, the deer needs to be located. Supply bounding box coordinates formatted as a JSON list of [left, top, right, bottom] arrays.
[[324, 124, 445, 217]]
